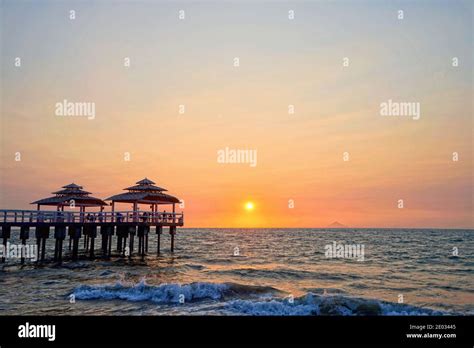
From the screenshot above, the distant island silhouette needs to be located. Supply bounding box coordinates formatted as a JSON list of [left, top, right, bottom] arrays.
[[327, 221, 347, 228]]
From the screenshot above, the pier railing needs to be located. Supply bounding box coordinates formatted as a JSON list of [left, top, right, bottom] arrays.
[[0, 209, 184, 225]]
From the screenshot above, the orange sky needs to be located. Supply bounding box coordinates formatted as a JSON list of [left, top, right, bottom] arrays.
[[0, 1, 472, 228]]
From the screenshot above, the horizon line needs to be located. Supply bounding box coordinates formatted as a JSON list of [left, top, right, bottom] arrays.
[[181, 226, 474, 230]]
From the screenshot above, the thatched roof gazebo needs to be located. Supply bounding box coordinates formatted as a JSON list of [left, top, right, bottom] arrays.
[[31, 183, 108, 212], [105, 178, 180, 214]]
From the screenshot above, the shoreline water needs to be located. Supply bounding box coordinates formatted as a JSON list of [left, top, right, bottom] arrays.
[[1, 228, 472, 316]]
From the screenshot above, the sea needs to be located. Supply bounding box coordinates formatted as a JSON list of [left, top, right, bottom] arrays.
[[0, 228, 472, 316]]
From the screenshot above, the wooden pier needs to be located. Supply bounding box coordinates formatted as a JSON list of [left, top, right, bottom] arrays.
[[0, 209, 183, 263], [0, 178, 184, 264]]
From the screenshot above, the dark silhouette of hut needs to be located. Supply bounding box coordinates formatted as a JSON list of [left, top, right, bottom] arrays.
[[31, 183, 107, 213], [105, 178, 180, 216]]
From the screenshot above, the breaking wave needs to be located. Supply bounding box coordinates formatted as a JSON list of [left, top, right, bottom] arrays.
[[72, 280, 454, 315], [224, 293, 451, 316], [73, 280, 279, 304]]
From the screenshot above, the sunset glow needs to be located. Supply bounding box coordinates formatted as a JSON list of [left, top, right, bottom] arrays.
[[0, 1, 472, 229], [245, 202, 255, 211]]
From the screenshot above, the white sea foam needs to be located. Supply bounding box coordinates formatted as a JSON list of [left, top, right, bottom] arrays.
[[73, 280, 230, 304], [224, 293, 451, 316], [226, 296, 319, 316], [73, 281, 453, 316]]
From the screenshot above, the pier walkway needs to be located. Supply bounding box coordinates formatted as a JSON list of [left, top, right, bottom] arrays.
[[0, 209, 184, 263]]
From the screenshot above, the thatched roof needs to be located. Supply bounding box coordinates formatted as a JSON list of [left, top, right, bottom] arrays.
[[125, 184, 167, 192], [32, 196, 107, 207], [31, 183, 107, 207], [106, 178, 179, 204], [62, 183, 83, 189], [124, 178, 167, 192], [136, 178, 155, 185], [106, 192, 179, 204], [52, 189, 92, 195], [51, 183, 92, 195]]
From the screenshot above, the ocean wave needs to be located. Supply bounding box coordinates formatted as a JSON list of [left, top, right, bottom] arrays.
[[74, 280, 229, 304], [72, 280, 454, 316], [72, 280, 279, 304], [224, 293, 451, 316]]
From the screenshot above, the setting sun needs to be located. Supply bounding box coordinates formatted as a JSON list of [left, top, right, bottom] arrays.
[[245, 202, 255, 211]]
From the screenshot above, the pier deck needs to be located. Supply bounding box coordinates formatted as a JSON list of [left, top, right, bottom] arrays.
[[0, 209, 183, 263], [0, 209, 183, 226]]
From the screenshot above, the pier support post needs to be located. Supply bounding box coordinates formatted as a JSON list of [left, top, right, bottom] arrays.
[[138, 235, 142, 256], [36, 237, 41, 263], [144, 226, 149, 257], [137, 226, 148, 260], [89, 226, 97, 259], [100, 225, 113, 258], [101, 227, 107, 255], [123, 226, 137, 258], [117, 235, 122, 253], [0, 226, 11, 263], [58, 239, 63, 262], [108, 227, 113, 257], [123, 235, 128, 257], [36, 226, 50, 262], [41, 238, 46, 261], [170, 226, 176, 253], [68, 226, 82, 261], [54, 239, 59, 261], [89, 235, 95, 259], [20, 226, 29, 264], [156, 226, 162, 255], [117, 226, 129, 256], [54, 226, 66, 263], [84, 225, 97, 259], [129, 232, 134, 258], [128, 226, 136, 258], [72, 238, 79, 260]]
